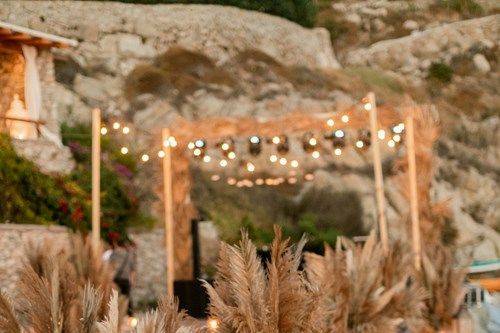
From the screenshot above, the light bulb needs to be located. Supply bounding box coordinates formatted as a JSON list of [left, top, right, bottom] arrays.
[[256, 178, 264, 185], [269, 154, 278, 163], [291, 160, 299, 168], [228, 151, 236, 160], [288, 177, 297, 184], [327, 119, 334, 127], [158, 150, 165, 158], [272, 136, 280, 144], [388, 140, 395, 148], [211, 175, 220, 181], [193, 148, 202, 156], [309, 138, 317, 146], [356, 140, 364, 148], [168, 136, 177, 147], [334, 148, 342, 156], [341, 115, 349, 123], [279, 157, 287, 166], [113, 122, 120, 130], [246, 162, 255, 172], [141, 154, 149, 162], [334, 130, 344, 138], [219, 159, 228, 167], [221, 143, 230, 151], [120, 147, 128, 154], [249, 136, 260, 144], [188, 142, 195, 150], [393, 134, 401, 142], [227, 178, 236, 185], [195, 139, 204, 148], [364, 103, 372, 111], [203, 155, 211, 163], [305, 173, 314, 181], [378, 129, 386, 140], [122, 126, 130, 134], [312, 151, 320, 159], [100, 127, 108, 135]]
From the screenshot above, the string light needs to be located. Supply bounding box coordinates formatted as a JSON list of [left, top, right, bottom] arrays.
[[211, 175, 220, 181], [221, 143, 230, 151], [122, 126, 130, 134], [207, 318, 219, 331], [327, 118, 335, 127], [100, 127, 108, 135], [228, 151, 236, 160], [334, 148, 342, 156], [112, 122, 120, 130], [256, 178, 264, 185], [279, 157, 287, 166], [392, 123, 405, 134], [288, 177, 297, 184], [304, 173, 314, 181], [158, 150, 165, 158], [164, 136, 178, 148], [356, 140, 364, 148], [248, 136, 262, 156], [246, 162, 255, 172], [272, 136, 280, 144], [312, 151, 320, 159], [188, 142, 195, 150], [334, 130, 344, 138], [309, 138, 317, 146], [219, 159, 228, 167], [364, 102, 372, 111], [195, 139, 205, 148], [291, 160, 299, 168], [393, 134, 401, 142], [341, 115, 349, 123], [377, 129, 386, 140], [227, 178, 236, 185], [193, 148, 202, 156], [387, 140, 396, 148], [120, 147, 128, 154], [269, 154, 278, 163], [203, 155, 211, 163], [141, 154, 149, 162]]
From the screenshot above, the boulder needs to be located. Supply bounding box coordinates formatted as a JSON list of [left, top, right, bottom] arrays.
[[472, 53, 491, 73]]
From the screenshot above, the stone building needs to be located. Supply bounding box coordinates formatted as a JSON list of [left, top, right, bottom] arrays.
[[0, 21, 77, 174]]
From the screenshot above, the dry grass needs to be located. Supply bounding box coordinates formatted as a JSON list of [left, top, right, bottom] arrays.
[[304, 232, 427, 332], [203, 226, 325, 333], [0, 234, 121, 333], [135, 295, 187, 333]]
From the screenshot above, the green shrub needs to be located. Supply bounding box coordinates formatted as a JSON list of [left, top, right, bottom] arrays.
[[428, 62, 454, 83], [86, 0, 318, 27], [438, 0, 483, 16]]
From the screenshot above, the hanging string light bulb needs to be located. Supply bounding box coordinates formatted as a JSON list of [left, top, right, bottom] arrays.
[[331, 129, 346, 149], [192, 139, 206, 158], [122, 126, 130, 134], [248, 135, 262, 156], [112, 122, 120, 130], [100, 127, 108, 135], [302, 132, 317, 153], [356, 129, 371, 150], [276, 135, 289, 154]]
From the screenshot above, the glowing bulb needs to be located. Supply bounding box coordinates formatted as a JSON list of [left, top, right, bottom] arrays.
[[378, 129, 386, 140], [100, 127, 108, 135], [393, 134, 401, 142], [272, 136, 280, 144], [327, 118, 335, 127], [228, 151, 236, 160], [291, 160, 299, 168], [193, 148, 202, 156], [188, 142, 195, 149], [112, 122, 120, 130], [227, 178, 236, 185], [163, 139, 170, 147], [312, 151, 320, 159], [388, 140, 396, 148], [219, 159, 228, 167], [334, 130, 344, 138], [130, 317, 138, 328], [250, 136, 260, 144], [120, 147, 128, 155], [356, 140, 364, 148], [211, 175, 220, 181], [288, 177, 297, 184], [265, 178, 274, 185], [122, 126, 130, 134], [305, 173, 314, 181], [341, 115, 349, 123], [279, 157, 287, 166], [309, 137, 317, 146], [393, 123, 405, 134], [256, 178, 264, 185], [246, 162, 255, 172], [364, 103, 372, 111], [168, 136, 177, 147], [334, 148, 342, 156], [195, 139, 205, 148], [203, 155, 211, 163], [269, 154, 278, 163], [158, 150, 165, 158], [141, 154, 149, 162], [221, 143, 230, 151]]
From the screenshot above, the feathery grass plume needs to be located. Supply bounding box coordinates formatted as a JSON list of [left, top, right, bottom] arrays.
[[81, 283, 103, 333], [203, 226, 322, 333], [421, 244, 467, 331], [135, 295, 187, 333], [96, 289, 120, 333], [305, 232, 427, 332], [0, 290, 21, 333]]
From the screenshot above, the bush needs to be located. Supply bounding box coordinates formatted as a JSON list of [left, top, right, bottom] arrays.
[[87, 0, 318, 27], [428, 62, 454, 83], [438, 0, 483, 16]]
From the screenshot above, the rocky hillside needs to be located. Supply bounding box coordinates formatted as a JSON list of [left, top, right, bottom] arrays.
[[0, 1, 498, 260]]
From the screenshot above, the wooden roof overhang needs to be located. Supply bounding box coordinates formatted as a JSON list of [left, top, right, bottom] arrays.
[[0, 21, 78, 53]]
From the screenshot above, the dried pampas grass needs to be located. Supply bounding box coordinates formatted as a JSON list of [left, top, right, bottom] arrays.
[[305, 232, 427, 333], [203, 226, 323, 333], [0, 290, 21, 333], [135, 295, 187, 333]]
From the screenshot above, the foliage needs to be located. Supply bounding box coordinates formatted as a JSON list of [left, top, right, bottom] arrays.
[[438, 0, 483, 16], [428, 62, 454, 83], [345, 66, 404, 94], [86, 0, 318, 27]]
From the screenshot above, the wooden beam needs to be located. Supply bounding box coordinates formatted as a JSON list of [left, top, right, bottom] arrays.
[[405, 106, 421, 271], [367, 92, 389, 254], [162, 128, 175, 297], [91, 108, 101, 256]]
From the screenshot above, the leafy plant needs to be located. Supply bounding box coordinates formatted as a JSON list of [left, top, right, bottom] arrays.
[[428, 62, 454, 83]]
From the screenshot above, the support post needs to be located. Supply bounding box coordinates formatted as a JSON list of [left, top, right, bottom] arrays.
[[162, 128, 175, 297], [367, 92, 389, 254], [91, 108, 101, 255], [405, 107, 421, 270]]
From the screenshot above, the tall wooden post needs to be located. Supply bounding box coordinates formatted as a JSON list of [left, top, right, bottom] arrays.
[[91, 108, 101, 255], [405, 107, 421, 270], [367, 92, 389, 254], [162, 128, 175, 296]]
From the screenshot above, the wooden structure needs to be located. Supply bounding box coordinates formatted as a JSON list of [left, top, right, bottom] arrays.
[[159, 93, 412, 288]]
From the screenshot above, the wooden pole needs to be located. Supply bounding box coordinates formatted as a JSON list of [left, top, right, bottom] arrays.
[[367, 92, 389, 254], [91, 108, 101, 255], [162, 128, 175, 297], [405, 107, 421, 270]]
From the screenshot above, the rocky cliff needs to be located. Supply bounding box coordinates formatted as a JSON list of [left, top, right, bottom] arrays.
[[0, 1, 498, 260]]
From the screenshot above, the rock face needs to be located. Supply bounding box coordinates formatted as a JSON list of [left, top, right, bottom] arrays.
[[12, 139, 75, 175], [0, 1, 339, 71]]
